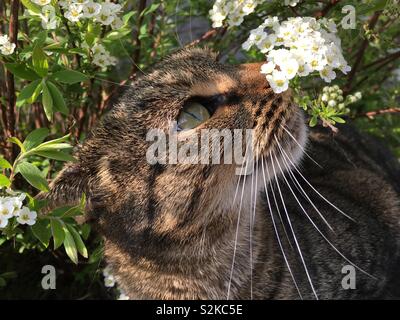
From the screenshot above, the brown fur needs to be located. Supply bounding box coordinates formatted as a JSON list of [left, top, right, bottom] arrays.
[[47, 48, 400, 299]]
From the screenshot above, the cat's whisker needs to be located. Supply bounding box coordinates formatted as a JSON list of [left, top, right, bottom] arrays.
[[174, 0, 184, 47], [274, 136, 334, 232], [227, 142, 251, 299], [118, 39, 148, 76], [249, 144, 258, 300], [271, 151, 376, 280], [281, 124, 323, 169], [261, 156, 303, 300], [278, 138, 356, 223], [269, 150, 319, 299], [264, 152, 294, 251]]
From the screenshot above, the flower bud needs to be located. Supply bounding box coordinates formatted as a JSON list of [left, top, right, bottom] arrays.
[[328, 100, 337, 107], [321, 94, 329, 102]]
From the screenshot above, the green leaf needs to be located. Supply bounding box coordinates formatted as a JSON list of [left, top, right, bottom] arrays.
[[88, 244, 103, 264], [23, 128, 49, 151], [38, 134, 70, 146], [33, 150, 76, 162], [62, 224, 78, 264], [123, 11, 136, 24], [46, 81, 68, 115], [51, 70, 88, 84], [141, 3, 160, 16], [0, 174, 11, 188], [41, 81, 53, 121], [331, 116, 346, 124], [8, 137, 26, 153], [66, 224, 88, 258], [50, 218, 65, 249], [35, 143, 72, 151], [309, 116, 318, 127], [4, 63, 40, 81], [32, 44, 48, 77], [21, 0, 41, 14], [105, 28, 132, 41], [81, 223, 91, 240], [31, 219, 51, 247], [0, 157, 12, 169], [17, 161, 50, 192], [16, 80, 42, 106], [68, 48, 88, 56]]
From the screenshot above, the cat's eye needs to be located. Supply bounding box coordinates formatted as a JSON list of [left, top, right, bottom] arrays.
[[177, 102, 210, 131]]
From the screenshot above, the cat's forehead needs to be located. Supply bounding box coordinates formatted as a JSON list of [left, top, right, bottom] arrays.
[[145, 48, 257, 98]]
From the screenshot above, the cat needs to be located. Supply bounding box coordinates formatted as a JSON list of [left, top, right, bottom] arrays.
[[47, 47, 400, 299]]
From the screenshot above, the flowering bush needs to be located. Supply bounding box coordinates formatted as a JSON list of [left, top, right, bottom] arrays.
[[0, 0, 399, 299]]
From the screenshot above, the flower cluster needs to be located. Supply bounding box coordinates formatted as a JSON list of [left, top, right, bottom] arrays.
[[84, 43, 117, 69], [32, 1, 123, 29], [60, 0, 123, 28], [209, 0, 262, 28], [0, 34, 16, 56], [0, 191, 37, 229], [242, 16, 351, 93], [103, 266, 116, 287], [321, 85, 362, 113], [102, 266, 130, 300]]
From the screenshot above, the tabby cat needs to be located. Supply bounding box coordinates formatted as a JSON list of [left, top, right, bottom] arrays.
[[48, 48, 400, 299]]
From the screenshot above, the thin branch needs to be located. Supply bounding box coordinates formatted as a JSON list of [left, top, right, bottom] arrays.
[[344, 11, 382, 93], [4, 0, 19, 162], [186, 28, 221, 48], [356, 108, 400, 119], [129, 0, 147, 79]]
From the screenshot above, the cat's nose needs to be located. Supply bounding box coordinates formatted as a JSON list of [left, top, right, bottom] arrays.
[[237, 62, 271, 93]]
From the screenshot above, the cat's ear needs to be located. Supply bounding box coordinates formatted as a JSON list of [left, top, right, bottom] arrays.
[[42, 162, 89, 209]]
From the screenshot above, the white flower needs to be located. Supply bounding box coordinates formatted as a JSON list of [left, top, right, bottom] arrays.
[[16, 207, 37, 225], [96, 9, 115, 25], [210, 0, 261, 28], [40, 5, 57, 30], [110, 17, 124, 30], [0, 217, 8, 228], [258, 34, 276, 53], [321, 94, 329, 102], [266, 70, 289, 94], [82, 1, 101, 18], [104, 275, 116, 287], [328, 100, 337, 107], [0, 199, 14, 220], [0, 35, 9, 45], [285, 0, 300, 7], [297, 63, 312, 77], [280, 58, 299, 80], [0, 42, 16, 55], [320, 66, 336, 83], [65, 4, 84, 22], [260, 61, 275, 75], [339, 63, 351, 74], [241, 15, 351, 93], [117, 289, 130, 300], [92, 43, 106, 55], [32, 0, 51, 6], [59, 0, 73, 9], [354, 92, 362, 100]]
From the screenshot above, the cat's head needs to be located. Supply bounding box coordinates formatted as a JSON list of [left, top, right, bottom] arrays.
[[49, 47, 307, 237]]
